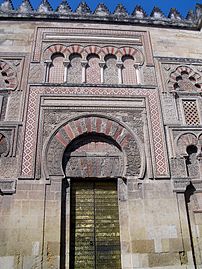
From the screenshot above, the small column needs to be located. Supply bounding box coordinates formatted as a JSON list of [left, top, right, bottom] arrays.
[[142, 109, 153, 179], [116, 62, 123, 84], [44, 60, 52, 83], [0, 96, 3, 116], [197, 145, 202, 180], [99, 62, 105, 83], [63, 60, 70, 83], [135, 64, 141, 85], [81, 61, 88, 83]]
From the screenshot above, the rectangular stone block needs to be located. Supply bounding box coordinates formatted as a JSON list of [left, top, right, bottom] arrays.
[[148, 252, 180, 267], [28, 191, 44, 200], [169, 238, 183, 252], [47, 241, 60, 256], [132, 240, 155, 253], [0, 256, 14, 269]]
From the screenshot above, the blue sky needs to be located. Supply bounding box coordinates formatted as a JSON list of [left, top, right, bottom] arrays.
[[1, 0, 201, 17]]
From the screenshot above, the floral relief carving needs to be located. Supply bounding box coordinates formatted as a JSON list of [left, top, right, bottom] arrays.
[[0, 60, 18, 91]]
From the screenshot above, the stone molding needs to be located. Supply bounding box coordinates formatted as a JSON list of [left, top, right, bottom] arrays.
[[173, 178, 202, 193], [0, 1, 201, 30], [0, 179, 16, 194], [31, 27, 154, 67]]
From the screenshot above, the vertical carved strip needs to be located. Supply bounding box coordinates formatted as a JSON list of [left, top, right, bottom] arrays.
[[44, 60, 52, 83]]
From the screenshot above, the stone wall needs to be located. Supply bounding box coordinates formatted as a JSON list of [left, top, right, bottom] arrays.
[[0, 12, 202, 269]]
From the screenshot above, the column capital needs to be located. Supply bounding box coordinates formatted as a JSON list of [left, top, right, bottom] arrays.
[[44, 60, 52, 66], [63, 60, 70, 67], [81, 60, 88, 67], [134, 63, 141, 69], [116, 62, 123, 69], [99, 62, 106, 68]]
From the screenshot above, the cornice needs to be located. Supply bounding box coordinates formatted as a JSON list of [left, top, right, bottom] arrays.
[[0, 1, 201, 30]]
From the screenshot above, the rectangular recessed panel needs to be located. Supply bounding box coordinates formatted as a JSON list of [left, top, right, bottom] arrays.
[[70, 180, 121, 269], [182, 100, 200, 125]]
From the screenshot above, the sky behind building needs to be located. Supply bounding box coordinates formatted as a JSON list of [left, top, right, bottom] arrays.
[[0, 0, 201, 17]]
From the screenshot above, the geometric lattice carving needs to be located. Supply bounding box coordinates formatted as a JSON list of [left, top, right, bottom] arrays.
[[182, 100, 200, 125], [49, 53, 65, 83], [21, 86, 169, 178], [86, 54, 100, 84], [104, 55, 118, 84], [122, 55, 137, 85], [67, 54, 82, 84]]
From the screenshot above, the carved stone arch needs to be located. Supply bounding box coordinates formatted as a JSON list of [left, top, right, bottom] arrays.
[[198, 133, 202, 142], [43, 114, 145, 180], [0, 132, 9, 157], [119, 47, 144, 65], [176, 132, 198, 156], [0, 60, 18, 91], [102, 46, 119, 57], [66, 45, 84, 59], [168, 65, 201, 92], [197, 134, 202, 157], [43, 44, 68, 61], [84, 45, 102, 59]]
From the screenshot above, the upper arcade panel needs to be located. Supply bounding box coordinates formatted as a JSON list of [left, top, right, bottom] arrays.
[[29, 26, 156, 86], [0, 0, 201, 30]]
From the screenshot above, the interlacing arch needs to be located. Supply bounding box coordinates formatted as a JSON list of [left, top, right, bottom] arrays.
[[168, 65, 201, 92]]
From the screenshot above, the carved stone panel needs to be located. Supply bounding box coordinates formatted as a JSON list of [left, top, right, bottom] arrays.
[[143, 66, 157, 86], [161, 93, 178, 124], [64, 135, 124, 178], [170, 157, 187, 178], [29, 63, 44, 84], [156, 57, 202, 94]]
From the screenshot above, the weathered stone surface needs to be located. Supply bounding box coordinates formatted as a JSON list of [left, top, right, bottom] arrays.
[[0, 3, 201, 269]]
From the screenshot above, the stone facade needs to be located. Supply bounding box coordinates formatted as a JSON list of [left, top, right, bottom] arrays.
[[0, 1, 202, 269]]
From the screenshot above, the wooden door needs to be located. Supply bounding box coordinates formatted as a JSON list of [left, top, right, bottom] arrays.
[[70, 180, 121, 269]]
